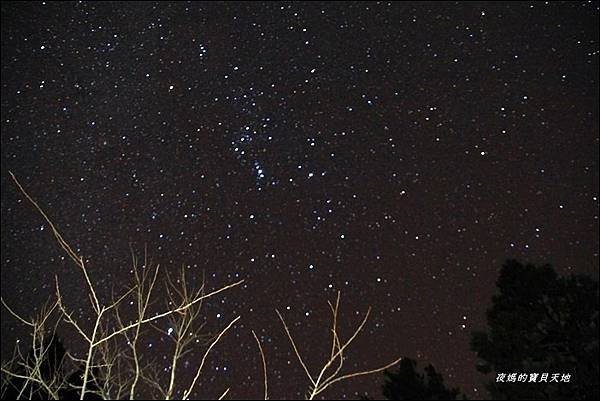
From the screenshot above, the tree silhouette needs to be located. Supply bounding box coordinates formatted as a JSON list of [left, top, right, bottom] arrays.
[[369, 357, 463, 400], [471, 259, 599, 399]]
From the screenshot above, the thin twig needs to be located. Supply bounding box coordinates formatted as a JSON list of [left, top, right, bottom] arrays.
[[276, 309, 315, 387], [218, 387, 230, 400], [9, 171, 101, 313], [183, 316, 241, 400], [252, 330, 268, 400], [1, 298, 34, 327]]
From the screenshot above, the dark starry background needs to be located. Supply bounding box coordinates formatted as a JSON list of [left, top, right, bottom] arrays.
[[1, 1, 598, 399]]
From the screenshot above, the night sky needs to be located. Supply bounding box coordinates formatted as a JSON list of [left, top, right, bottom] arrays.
[[1, 1, 598, 399]]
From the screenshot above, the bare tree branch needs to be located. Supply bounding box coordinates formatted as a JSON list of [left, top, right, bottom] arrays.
[[252, 330, 268, 400]]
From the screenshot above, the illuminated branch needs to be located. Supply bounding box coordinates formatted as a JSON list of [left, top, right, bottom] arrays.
[[252, 330, 268, 400], [277, 291, 402, 399]]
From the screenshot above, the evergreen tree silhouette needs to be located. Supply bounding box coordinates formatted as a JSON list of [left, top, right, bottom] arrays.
[[368, 357, 463, 400], [471, 259, 599, 399]]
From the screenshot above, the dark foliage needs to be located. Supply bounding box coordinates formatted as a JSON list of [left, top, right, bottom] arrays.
[[471, 259, 599, 399], [2, 335, 103, 400], [367, 357, 464, 400]]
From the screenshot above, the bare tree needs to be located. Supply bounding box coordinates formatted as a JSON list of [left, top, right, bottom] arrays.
[[3, 172, 243, 400], [276, 291, 402, 400], [2, 172, 401, 400]]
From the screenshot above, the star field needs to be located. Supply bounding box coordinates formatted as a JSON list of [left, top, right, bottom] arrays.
[[1, 1, 599, 399]]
